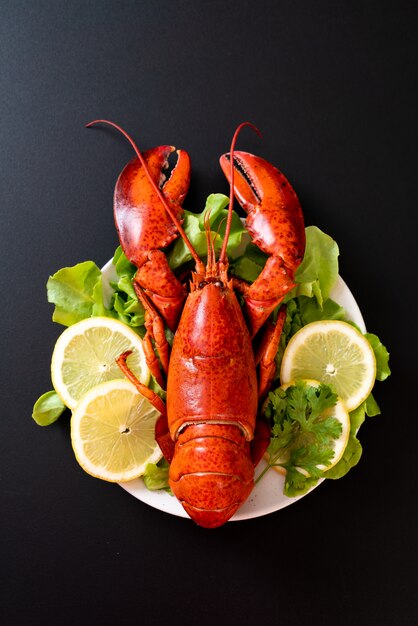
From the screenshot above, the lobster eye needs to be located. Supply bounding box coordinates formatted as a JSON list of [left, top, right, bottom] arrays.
[[214, 280, 224, 288], [198, 281, 208, 289]]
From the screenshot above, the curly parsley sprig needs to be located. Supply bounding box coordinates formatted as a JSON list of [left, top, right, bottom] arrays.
[[257, 381, 342, 496]]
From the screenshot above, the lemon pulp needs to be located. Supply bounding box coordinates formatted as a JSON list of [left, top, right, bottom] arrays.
[[51, 317, 149, 410], [280, 320, 376, 411], [71, 379, 161, 482]]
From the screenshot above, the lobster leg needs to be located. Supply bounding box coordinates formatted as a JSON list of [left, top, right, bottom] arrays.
[[134, 249, 187, 332], [250, 418, 271, 467], [142, 334, 166, 391], [234, 276, 286, 399], [155, 415, 175, 464], [220, 151, 305, 336], [248, 307, 286, 466], [116, 351, 166, 416], [116, 352, 175, 462], [256, 306, 287, 403], [134, 283, 170, 390]]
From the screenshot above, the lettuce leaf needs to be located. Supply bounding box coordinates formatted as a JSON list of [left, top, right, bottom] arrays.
[[142, 458, 171, 492], [230, 243, 268, 282], [365, 333, 391, 381], [167, 194, 247, 271], [364, 393, 381, 417], [32, 391, 66, 426], [324, 390, 381, 479], [113, 245, 136, 277], [47, 261, 109, 326], [324, 434, 363, 479], [291, 226, 339, 308], [47, 253, 146, 332], [109, 249, 145, 330]]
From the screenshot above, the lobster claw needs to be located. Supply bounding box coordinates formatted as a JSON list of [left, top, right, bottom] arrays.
[[116, 146, 191, 269], [220, 151, 305, 335], [115, 146, 191, 330]]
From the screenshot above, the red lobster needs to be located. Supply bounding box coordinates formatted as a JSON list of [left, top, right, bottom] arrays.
[[86, 120, 305, 528]]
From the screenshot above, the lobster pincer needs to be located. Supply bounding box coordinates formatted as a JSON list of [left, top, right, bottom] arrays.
[[87, 119, 202, 332], [220, 151, 305, 336], [115, 144, 193, 331]]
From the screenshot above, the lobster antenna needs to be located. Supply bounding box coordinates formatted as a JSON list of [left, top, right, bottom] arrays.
[[203, 208, 214, 271], [85, 119, 204, 271], [218, 121, 262, 265], [212, 216, 226, 257]]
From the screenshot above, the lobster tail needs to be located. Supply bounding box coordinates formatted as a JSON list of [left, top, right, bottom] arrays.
[[169, 424, 254, 528]]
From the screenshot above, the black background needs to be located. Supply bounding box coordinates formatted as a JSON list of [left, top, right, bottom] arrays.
[[1, 1, 417, 624]]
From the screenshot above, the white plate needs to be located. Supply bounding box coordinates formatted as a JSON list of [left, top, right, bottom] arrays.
[[102, 260, 366, 521]]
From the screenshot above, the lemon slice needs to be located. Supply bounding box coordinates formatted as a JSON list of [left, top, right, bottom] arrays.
[[51, 317, 149, 410], [270, 379, 350, 475], [71, 379, 162, 481], [280, 320, 376, 411]]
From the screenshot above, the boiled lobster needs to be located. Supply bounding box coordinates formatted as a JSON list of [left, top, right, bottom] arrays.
[[87, 120, 305, 528]]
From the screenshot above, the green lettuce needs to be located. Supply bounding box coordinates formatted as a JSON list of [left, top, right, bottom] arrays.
[[324, 395, 378, 480], [167, 194, 247, 271], [230, 243, 268, 282], [365, 333, 391, 381], [32, 391, 66, 426], [109, 247, 145, 330], [47, 261, 109, 326], [230, 224, 339, 303], [46, 255, 146, 332], [324, 434, 363, 480], [113, 245, 136, 277], [292, 226, 339, 307], [298, 295, 346, 324], [142, 458, 171, 492]]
